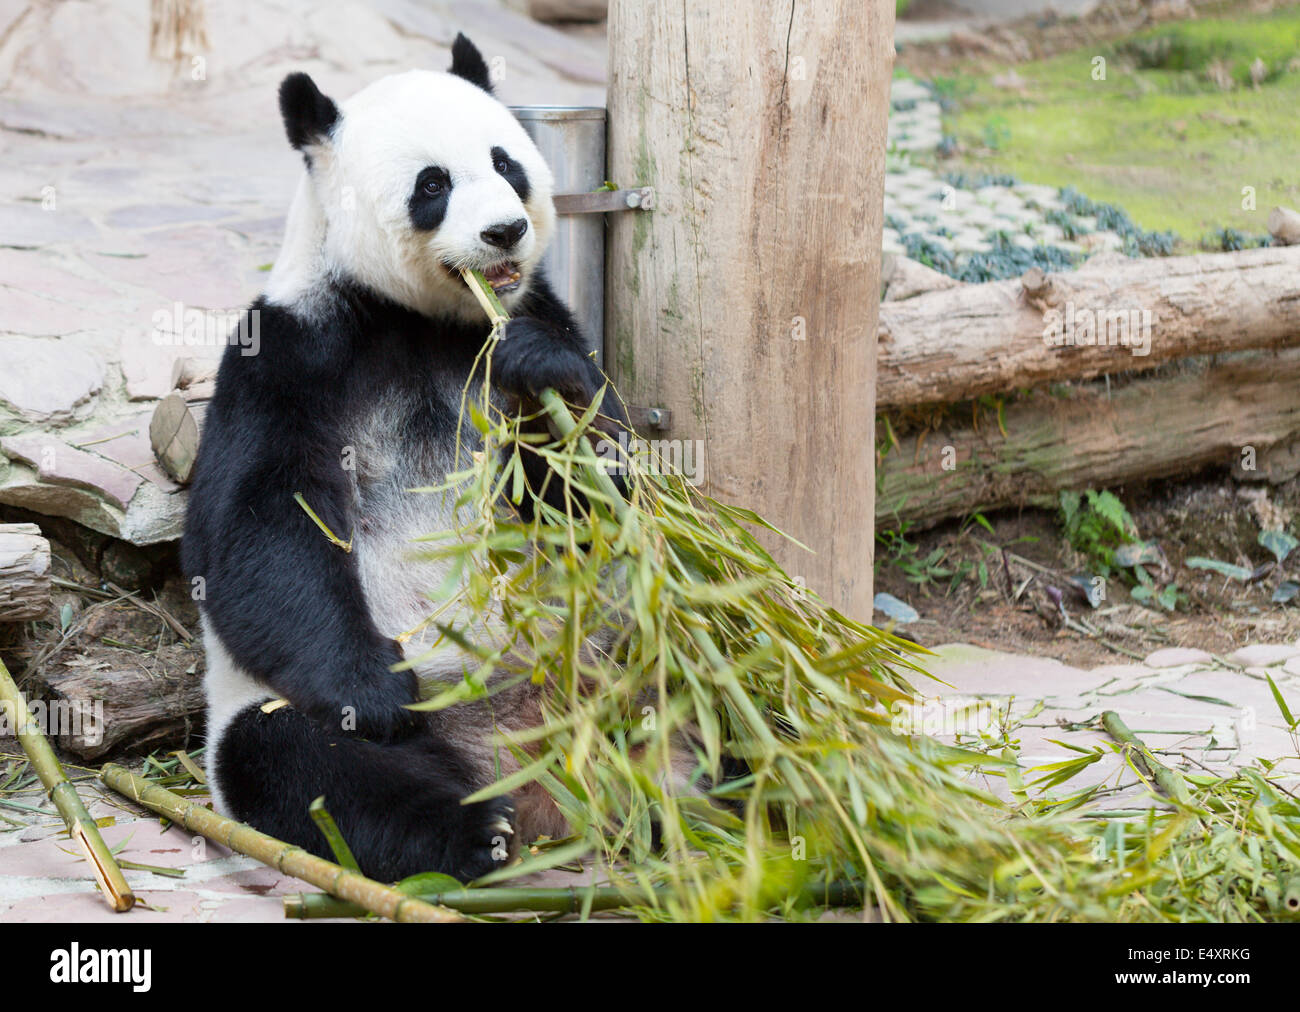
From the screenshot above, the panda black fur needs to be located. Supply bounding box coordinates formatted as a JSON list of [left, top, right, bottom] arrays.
[[182, 35, 628, 883]]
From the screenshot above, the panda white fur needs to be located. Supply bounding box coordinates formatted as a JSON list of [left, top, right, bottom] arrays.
[[182, 34, 629, 882]]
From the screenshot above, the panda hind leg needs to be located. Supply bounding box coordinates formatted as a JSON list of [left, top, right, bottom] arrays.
[[211, 703, 514, 883]]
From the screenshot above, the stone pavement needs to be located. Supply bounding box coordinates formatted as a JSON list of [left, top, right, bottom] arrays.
[[3, 639, 1296, 922], [921, 641, 1300, 804]]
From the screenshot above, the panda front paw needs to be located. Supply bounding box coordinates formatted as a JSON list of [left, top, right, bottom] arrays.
[[449, 796, 516, 882], [492, 317, 597, 402]]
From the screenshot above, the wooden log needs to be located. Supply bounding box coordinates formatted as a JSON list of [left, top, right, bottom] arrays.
[[0, 522, 51, 621], [39, 648, 204, 759], [876, 245, 1300, 408], [606, 0, 893, 618], [878, 349, 1300, 529]]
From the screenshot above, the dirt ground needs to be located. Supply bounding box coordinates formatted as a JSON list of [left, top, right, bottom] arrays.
[[876, 468, 1300, 666]]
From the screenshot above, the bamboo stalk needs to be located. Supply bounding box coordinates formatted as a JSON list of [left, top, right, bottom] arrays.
[[283, 878, 866, 919], [285, 884, 639, 919], [0, 656, 134, 912], [99, 763, 462, 923], [1099, 711, 1191, 805]]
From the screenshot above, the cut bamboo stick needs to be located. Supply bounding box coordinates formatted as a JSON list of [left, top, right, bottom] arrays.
[[0, 655, 134, 911], [99, 763, 461, 922], [283, 878, 866, 919], [1099, 711, 1191, 805]]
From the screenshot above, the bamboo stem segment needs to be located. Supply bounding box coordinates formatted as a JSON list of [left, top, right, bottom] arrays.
[[99, 763, 461, 922], [0, 656, 135, 912], [285, 885, 640, 919], [283, 878, 866, 919], [1099, 711, 1191, 805]]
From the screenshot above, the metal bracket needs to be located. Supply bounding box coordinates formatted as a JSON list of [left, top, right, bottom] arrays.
[[553, 187, 654, 215], [627, 405, 671, 432]]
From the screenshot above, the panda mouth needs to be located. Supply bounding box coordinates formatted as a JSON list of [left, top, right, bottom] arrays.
[[481, 261, 522, 294]]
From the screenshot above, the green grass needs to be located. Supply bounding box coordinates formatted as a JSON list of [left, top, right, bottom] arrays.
[[944, 9, 1300, 241]]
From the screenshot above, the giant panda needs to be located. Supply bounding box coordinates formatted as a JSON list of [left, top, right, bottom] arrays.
[[182, 34, 630, 883]]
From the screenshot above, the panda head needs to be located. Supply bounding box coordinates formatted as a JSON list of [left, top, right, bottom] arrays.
[[273, 34, 555, 323]]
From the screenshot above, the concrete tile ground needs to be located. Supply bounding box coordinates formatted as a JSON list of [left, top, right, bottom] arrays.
[[4, 639, 1297, 923]]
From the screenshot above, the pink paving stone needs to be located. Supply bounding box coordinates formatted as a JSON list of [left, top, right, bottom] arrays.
[[0, 286, 108, 336], [923, 643, 1114, 697], [1143, 647, 1214, 668], [91, 226, 258, 310], [1227, 643, 1299, 667], [0, 249, 120, 303], [0, 890, 319, 924], [74, 411, 180, 491], [0, 432, 142, 509], [0, 336, 102, 423]]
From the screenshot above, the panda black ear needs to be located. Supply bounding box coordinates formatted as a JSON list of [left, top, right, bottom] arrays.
[[279, 72, 339, 152], [449, 32, 493, 94]]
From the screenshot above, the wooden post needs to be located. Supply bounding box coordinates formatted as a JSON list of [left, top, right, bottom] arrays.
[[606, 0, 893, 619]]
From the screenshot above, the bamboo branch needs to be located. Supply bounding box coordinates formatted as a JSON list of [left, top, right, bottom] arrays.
[[99, 764, 462, 923], [285, 884, 639, 919], [283, 878, 866, 919], [1099, 711, 1191, 805], [0, 656, 134, 912]]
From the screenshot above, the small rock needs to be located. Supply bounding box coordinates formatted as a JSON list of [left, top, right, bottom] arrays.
[[874, 592, 919, 624], [1267, 205, 1300, 246], [1229, 644, 1300, 667], [1144, 647, 1213, 668]]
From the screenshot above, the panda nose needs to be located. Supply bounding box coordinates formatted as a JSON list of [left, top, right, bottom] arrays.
[[480, 217, 528, 249]]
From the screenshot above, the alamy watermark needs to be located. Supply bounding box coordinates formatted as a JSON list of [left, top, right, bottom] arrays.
[[1042, 301, 1152, 357], [151, 302, 259, 356], [0, 698, 104, 747], [595, 431, 705, 485]]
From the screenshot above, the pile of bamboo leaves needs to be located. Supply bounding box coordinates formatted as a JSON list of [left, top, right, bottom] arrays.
[[369, 272, 1300, 922]]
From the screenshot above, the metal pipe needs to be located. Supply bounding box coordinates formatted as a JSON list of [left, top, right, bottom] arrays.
[[513, 105, 607, 364]]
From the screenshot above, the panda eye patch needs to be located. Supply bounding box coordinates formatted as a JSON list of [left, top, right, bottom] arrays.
[[490, 146, 530, 203], [409, 166, 453, 231]]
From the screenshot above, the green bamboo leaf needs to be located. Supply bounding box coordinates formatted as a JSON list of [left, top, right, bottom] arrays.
[[1265, 673, 1297, 730], [308, 796, 360, 872]]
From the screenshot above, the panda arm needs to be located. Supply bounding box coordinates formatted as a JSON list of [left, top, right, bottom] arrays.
[[191, 408, 417, 742]]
